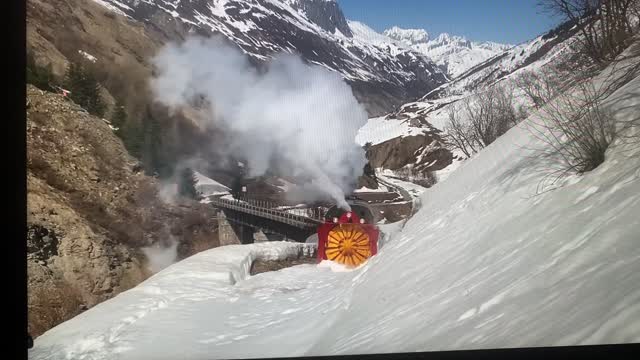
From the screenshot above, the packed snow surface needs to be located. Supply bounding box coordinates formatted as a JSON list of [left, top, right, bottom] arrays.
[[355, 116, 423, 146], [78, 50, 97, 63], [377, 170, 428, 199], [354, 185, 389, 193], [31, 73, 640, 358], [193, 171, 230, 197]]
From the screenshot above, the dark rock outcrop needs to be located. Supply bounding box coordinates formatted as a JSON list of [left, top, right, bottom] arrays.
[[366, 133, 453, 174], [26, 85, 220, 337]]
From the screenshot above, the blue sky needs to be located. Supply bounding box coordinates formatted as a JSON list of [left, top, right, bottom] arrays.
[[337, 0, 564, 45]]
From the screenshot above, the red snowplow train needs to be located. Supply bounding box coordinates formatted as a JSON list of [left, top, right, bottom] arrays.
[[316, 206, 379, 268]]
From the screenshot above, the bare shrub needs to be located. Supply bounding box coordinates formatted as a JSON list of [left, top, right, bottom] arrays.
[[28, 152, 74, 193], [514, 67, 566, 108], [526, 80, 634, 185], [445, 103, 478, 158], [181, 207, 209, 230], [135, 180, 160, 207], [539, 0, 640, 65], [517, 105, 530, 121], [176, 206, 220, 260], [186, 231, 220, 257], [445, 83, 526, 157], [28, 281, 83, 338], [413, 171, 438, 188], [394, 166, 438, 188], [88, 59, 152, 120], [596, 35, 640, 96]]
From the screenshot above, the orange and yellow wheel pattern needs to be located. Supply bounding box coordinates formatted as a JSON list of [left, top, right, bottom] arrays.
[[325, 224, 372, 267]]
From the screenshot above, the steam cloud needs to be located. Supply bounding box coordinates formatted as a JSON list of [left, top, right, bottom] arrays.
[[150, 36, 368, 209], [142, 236, 178, 273]]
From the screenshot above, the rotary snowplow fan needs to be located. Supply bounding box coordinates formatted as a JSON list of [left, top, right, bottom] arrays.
[[316, 210, 379, 268]]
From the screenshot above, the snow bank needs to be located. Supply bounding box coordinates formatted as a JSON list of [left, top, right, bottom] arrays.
[[377, 171, 427, 199], [354, 185, 389, 193], [355, 116, 422, 146], [307, 72, 640, 355], [78, 50, 97, 63], [91, 0, 130, 18], [31, 242, 322, 359], [193, 171, 230, 196], [317, 260, 365, 272]]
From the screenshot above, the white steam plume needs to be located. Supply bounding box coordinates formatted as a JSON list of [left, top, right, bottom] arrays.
[[150, 36, 367, 209], [142, 236, 178, 273]]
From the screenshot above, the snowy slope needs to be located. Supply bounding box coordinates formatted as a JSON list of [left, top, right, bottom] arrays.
[[384, 27, 512, 78], [425, 20, 584, 100], [30, 64, 640, 358], [356, 94, 464, 147], [308, 71, 640, 355], [356, 21, 587, 179], [355, 116, 422, 146], [193, 171, 230, 196]]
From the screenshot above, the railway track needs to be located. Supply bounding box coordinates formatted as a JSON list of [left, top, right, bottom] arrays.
[[376, 175, 423, 218]]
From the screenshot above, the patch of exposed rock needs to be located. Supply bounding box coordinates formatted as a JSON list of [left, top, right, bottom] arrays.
[[366, 132, 453, 174], [26, 85, 219, 337]]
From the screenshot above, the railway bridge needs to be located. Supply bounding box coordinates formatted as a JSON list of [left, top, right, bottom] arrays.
[[208, 196, 327, 243]]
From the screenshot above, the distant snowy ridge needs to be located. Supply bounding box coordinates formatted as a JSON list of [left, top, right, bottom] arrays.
[[355, 20, 588, 182], [91, 0, 448, 116], [384, 26, 429, 45], [384, 27, 512, 77]]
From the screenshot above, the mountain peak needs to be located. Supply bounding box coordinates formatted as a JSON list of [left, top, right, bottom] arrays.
[[431, 33, 471, 48], [380, 26, 510, 77], [383, 26, 430, 45], [286, 0, 352, 37]]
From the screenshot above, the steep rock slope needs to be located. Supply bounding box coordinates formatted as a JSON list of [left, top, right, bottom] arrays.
[[26, 85, 220, 337], [357, 112, 453, 178], [92, 0, 448, 116], [27, 0, 164, 120], [27, 0, 251, 176]]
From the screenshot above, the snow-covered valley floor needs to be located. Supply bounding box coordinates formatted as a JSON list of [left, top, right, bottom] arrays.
[[31, 71, 640, 359]]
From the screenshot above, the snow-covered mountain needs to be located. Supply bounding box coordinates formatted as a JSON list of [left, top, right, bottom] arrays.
[[91, 0, 448, 116], [384, 26, 512, 78], [384, 26, 430, 45], [424, 20, 587, 101], [358, 20, 589, 181]]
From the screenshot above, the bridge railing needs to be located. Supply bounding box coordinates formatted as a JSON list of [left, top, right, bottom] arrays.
[[208, 196, 326, 228]]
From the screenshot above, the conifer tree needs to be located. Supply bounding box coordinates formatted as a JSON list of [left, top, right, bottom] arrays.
[[64, 62, 106, 117], [122, 120, 144, 159], [140, 109, 171, 178], [26, 52, 56, 92], [111, 100, 127, 138], [178, 167, 199, 200]]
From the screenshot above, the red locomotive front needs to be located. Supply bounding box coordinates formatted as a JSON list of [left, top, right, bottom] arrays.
[[316, 209, 379, 268]]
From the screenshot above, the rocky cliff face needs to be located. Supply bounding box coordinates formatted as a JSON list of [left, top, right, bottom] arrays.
[[286, 0, 352, 36], [26, 85, 220, 337], [366, 132, 452, 177]]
